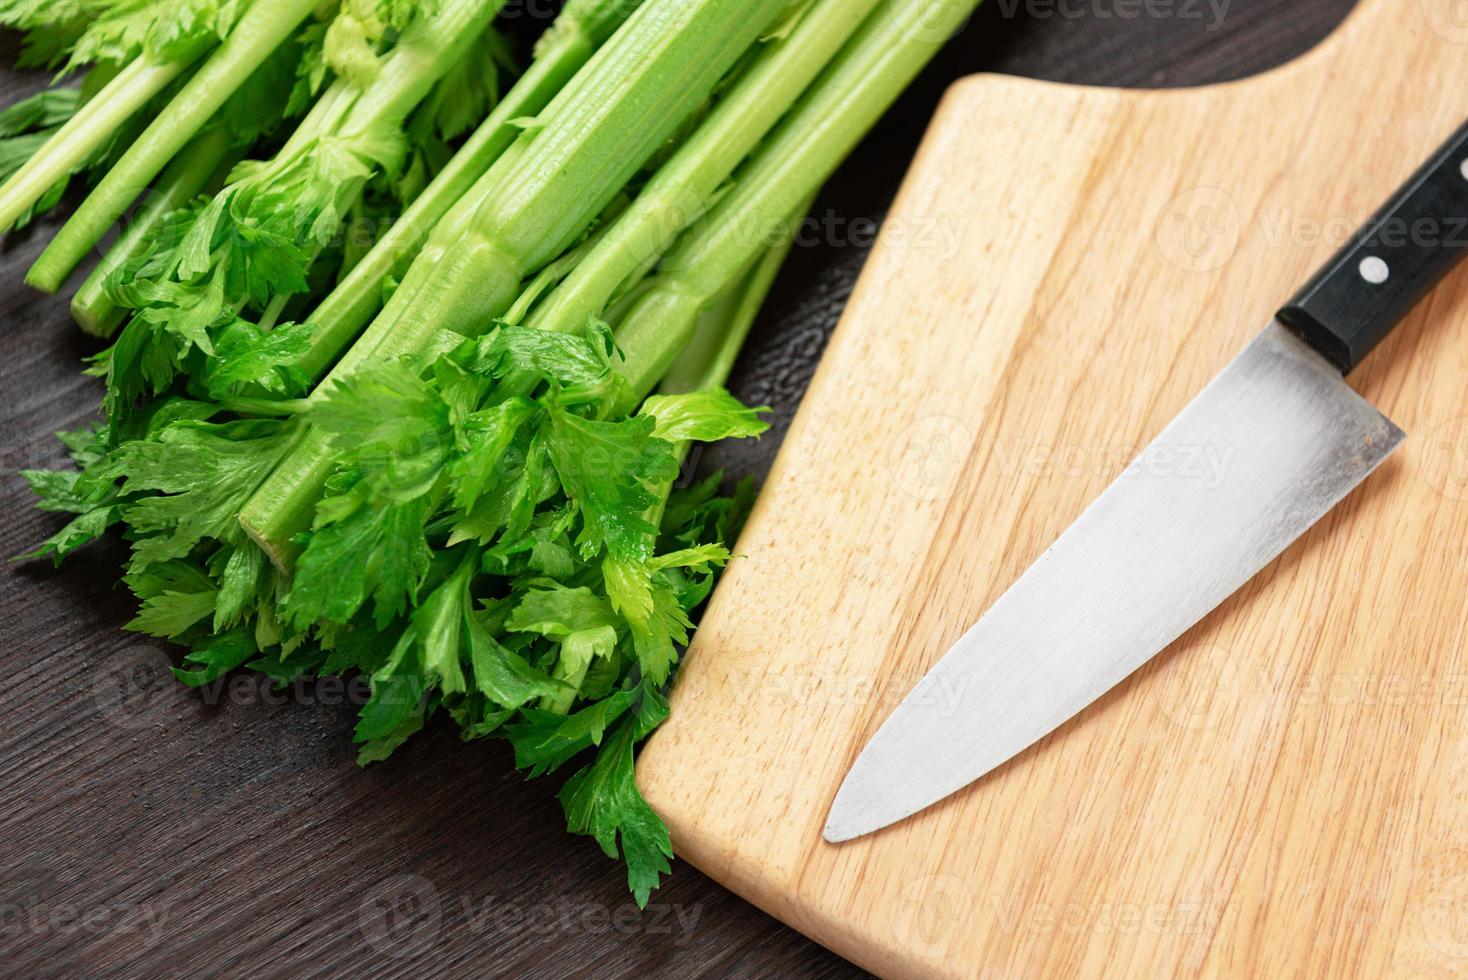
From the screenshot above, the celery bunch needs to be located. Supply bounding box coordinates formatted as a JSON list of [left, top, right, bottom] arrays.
[[18, 0, 983, 902]]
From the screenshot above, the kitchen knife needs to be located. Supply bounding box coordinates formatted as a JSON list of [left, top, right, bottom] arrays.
[[824, 117, 1468, 844]]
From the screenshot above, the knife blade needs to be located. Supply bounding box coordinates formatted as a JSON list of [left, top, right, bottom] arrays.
[[824, 117, 1468, 844]]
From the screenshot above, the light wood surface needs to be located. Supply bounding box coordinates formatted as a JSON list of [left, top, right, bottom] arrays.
[[637, 0, 1468, 975]]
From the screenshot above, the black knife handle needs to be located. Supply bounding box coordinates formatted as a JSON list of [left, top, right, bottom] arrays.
[[1277, 117, 1468, 374]]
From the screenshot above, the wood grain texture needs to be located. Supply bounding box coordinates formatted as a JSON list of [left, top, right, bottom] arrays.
[[0, 3, 1360, 977], [638, 1, 1468, 976]]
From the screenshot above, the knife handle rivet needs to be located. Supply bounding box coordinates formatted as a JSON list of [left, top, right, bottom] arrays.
[[1460, 157, 1468, 181], [1359, 256, 1390, 285]]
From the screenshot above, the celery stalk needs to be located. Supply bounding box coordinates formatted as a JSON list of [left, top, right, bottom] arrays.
[[85, 0, 506, 335], [526, 0, 879, 341], [70, 126, 239, 337], [613, 0, 982, 404], [0, 52, 204, 233], [544, 231, 798, 712], [239, 0, 796, 569], [657, 216, 803, 398], [26, 0, 321, 293], [296, 0, 646, 382]]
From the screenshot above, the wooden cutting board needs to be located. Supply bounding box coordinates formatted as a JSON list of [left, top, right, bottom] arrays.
[[637, 1, 1468, 975]]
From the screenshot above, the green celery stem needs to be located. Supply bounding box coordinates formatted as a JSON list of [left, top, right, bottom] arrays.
[[613, 0, 982, 402], [659, 220, 801, 397], [527, 0, 880, 341], [297, 30, 596, 380], [225, 0, 510, 337], [0, 53, 201, 233], [495, 0, 876, 402], [339, 0, 511, 147], [297, 0, 643, 382], [239, 0, 793, 571], [239, 239, 524, 568], [643, 234, 799, 531], [539, 648, 592, 714], [222, 0, 511, 341], [227, 0, 555, 573], [26, 0, 321, 293], [235, 0, 518, 369], [70, 126, 238, 337]]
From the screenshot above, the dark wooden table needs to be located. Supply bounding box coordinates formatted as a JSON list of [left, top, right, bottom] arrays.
[[1, 2, 1356, 976]]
